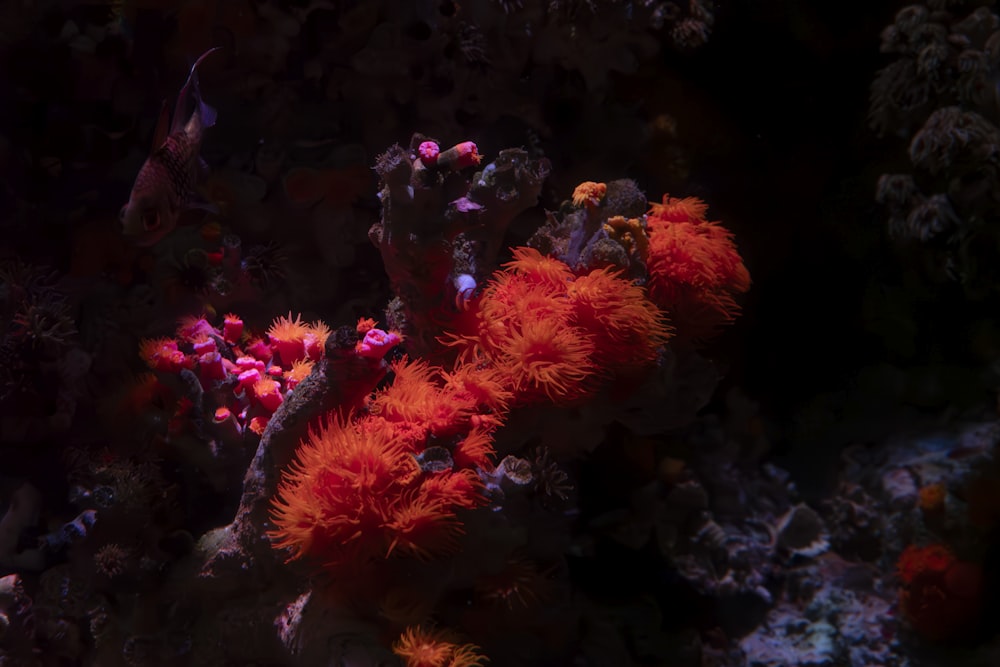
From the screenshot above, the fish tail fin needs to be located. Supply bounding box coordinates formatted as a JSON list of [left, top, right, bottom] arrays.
[[172, 47, 222, 133]]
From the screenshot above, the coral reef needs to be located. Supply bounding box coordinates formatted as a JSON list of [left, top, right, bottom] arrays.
[[871, 1, 1000, 294], [3, 2, 999, 665]]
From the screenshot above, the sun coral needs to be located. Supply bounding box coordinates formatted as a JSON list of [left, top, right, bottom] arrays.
[[356, 326, 404, 359], [252, 377, 283, 413], [571, 181, 607, 209], [495, 317, 596, 404], [502, 246, 574, 291], [139, 337, 191, 373], [176, 315, 217, 342], [369, 357, 508, 447], [917, 482, 946, 515], [267, 312, 311, 365], [447, 247, 670, 405], [269, 416, 483, 566], [284, 359, 314, 390], [304, 321, 331, 361], [648, 195, 709, 222], [566, 266, 671, 371], [392, 626, 487, 667], [222, 313, 243, 344], [896, 543, 984, 641], [645, 195, 750, 339], [436, 141, 482, 171]]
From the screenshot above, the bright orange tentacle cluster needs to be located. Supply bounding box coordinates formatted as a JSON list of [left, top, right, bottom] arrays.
[[270, 353, 510, 567], [269, 414, 483, 565], [366, 358, 510, 447], [267, 312, 330, 365], [392, 626, 487, 667], [646, 195, 750, 340], [449, 247, 671, 405]]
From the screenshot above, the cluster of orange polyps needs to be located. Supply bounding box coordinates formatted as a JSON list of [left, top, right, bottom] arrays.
[[269, 356, 510, 567], [446, 247, 671, 406], [645, 195, 751, 339]]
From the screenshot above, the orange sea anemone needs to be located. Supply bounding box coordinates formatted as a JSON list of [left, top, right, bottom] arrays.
[[370, 358, 469, 444], [648, 194, 709, 223], [269, 416, 483, 566], [502, 246, 574, 290], [446, 247, 672, 405], [566, 266, 672, 370], [392, 626, 487, 667], [494, 317, 596, 404], [439, 363, 512, 429], [645, 196, 750, 339], [571, 181, 607, 209]]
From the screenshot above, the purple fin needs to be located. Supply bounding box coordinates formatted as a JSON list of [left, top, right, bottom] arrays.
[[170, 47, 222, 134]]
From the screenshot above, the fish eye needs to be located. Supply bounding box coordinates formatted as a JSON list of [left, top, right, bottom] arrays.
[[142, 210, 160, 231]]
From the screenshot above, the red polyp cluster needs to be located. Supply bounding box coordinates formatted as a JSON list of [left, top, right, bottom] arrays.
[[895, 543, 984, 641], [266, 312, 330, 366], [445, 247, 671, 406], [645, 195, 751, 340], [138, 313, 401, 439], [268, 355, 508, 567]]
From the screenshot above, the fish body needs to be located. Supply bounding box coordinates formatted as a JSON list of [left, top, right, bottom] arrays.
[[121, 48, 220, 246]]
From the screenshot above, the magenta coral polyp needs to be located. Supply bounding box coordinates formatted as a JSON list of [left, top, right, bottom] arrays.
[[356, 328, 403, 359]]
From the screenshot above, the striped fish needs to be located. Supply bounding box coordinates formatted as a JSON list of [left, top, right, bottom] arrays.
[[120, 48, 220, 246]]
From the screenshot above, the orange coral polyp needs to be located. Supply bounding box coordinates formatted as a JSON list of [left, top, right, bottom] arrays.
[[269, 415, 482, 565], [644, 197, 750, 340], [267, 312, 310, 365], [392, 626, 487, 667], [571, 180, 607, 209], [138, 337, 190, 373], [371, 359, 458, 436], [269, 417, 414, 562], [567, 267, 672, 365], [440, 363, 512, 422], [648, 194, 709, 223], [503, 246, 574, 289], [499, 318, 596, 404]]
